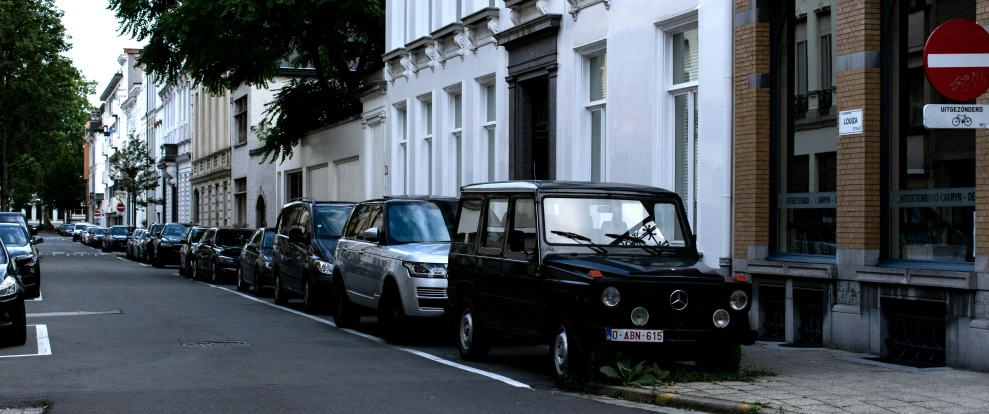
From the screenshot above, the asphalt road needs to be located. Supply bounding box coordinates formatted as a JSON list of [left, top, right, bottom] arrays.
[[0, 236, 691, 413]]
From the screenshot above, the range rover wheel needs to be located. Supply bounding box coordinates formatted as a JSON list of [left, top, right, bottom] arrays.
[[191, 260, 200, 281], [696, 344, 742, 373], [456, 297, 490, 361], [332, 278, 360, 328], [210, 261, 220, 284], [303, 279, 321, 314], [153, 250, 164, 268], [236, 267, 249, 292], [378, 288, 407, 344], [273, 274, 288, 306], [550, 316, 587, 388], [253, 266, 265, 297]]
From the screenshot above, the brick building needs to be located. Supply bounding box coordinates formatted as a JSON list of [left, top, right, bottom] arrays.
[[733, 0, 989, 371]]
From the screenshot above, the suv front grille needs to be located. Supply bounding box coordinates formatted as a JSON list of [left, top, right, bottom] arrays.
[[416, 287, 447, 298], [628, 284, 727, 330]]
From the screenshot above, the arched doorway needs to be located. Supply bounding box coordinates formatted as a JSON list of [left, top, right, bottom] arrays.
[[255, 195, 267, 228], [192, 189, 200, 224]]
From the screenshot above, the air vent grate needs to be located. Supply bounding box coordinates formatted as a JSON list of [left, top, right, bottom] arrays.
[[181, 340, 250, 348]]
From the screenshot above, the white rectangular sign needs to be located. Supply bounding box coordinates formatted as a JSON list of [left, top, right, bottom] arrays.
[[839, 109, 863, 135], [923, 104, 989, 129]]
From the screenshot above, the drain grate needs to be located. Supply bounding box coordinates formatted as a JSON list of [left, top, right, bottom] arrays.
[[181, 340, 250, 348]]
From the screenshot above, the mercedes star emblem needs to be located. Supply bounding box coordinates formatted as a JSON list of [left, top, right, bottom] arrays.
[[669, 290, 688, 311]]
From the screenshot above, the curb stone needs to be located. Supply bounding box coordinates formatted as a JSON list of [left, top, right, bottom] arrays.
[[588, 384, 778, 414]]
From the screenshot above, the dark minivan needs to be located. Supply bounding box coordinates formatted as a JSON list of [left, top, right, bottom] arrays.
[[271, 198, 354, 308], [447, 181, 757, 386]]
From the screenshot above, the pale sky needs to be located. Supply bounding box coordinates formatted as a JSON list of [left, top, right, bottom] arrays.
[[55, 0, 146, 106]]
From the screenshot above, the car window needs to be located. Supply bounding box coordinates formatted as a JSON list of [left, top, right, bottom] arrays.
[[188, 228, 206, 242], [75, 224, 88, 230], [201, 229, 216, 244], [95, 228, 108, 235], [298, 208, 312, 239], [262, 231, 275, 249], [216, 230, 254, 247], [454, 198, 483, 245], [511, 198, 537, 251], [110, 227, 128, 235], [278, 206, 301, 237], [250, 230, 262, 246], [150, 224, 164, 237], [343, 204, 369, 239], [163, 224, 190, 238], [385, 201, 456, 244], [0, 226, 27, 246], [313, 205, 352, 237], [481, 198, 509, 249]]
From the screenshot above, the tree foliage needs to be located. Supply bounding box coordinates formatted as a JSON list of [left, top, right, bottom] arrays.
[[109, 0, 386, 163], [0, 0, 93, 213], [108, 136, 161, 225]]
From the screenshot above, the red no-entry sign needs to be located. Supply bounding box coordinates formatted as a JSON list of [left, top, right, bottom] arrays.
[[116, 203, 125, 213], [924, 19, 989, 102], [94, 210, 102, 218]]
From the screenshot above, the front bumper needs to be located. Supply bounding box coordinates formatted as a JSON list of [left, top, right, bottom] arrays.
[[309, 273, 334, 299], [215, 260, 240, 275], [106, 239, 128, 250], [157, 245, 183, 263], [397, 273, 447, 318], [0, 292, 25, 332]]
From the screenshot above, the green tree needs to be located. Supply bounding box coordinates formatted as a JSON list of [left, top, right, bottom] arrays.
[[109, 0, 386, 163], [108, 136, 161, 226], [0, 0, 92, 211]]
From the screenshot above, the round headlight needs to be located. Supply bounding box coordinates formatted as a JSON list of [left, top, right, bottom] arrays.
[[729, 290, 749, 311], [713, 309, 730, 328], [601, 287, 621, 308], [631, 306, 650, 326]]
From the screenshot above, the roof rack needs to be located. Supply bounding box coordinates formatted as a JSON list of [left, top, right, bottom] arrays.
[[290, 197, 316, 203]]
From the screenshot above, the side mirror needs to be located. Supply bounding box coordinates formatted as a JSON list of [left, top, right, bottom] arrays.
[[31, 238, 44, 245], [364, 227, 379, 243], [180, 239, 189, 245], [29, 227, 38, 236]]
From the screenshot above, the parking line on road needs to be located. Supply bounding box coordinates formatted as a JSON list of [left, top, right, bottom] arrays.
[[27, 310, 122, 318], [0, 325, 52, 359], [207, 284, 531, 389], [26, 292, 42, 302]]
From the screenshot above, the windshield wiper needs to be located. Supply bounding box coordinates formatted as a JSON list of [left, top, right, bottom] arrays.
[[550, 230, 608, 255]]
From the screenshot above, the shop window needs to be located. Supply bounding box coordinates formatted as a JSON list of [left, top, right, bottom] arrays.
[[886, 0, 976, 263], [773, 2, 837, 257]]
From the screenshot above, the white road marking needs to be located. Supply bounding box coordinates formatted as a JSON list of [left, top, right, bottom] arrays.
[[0, 325, 52, 359], [207, 284, 531, 389], [139, 263, 150, 267], [928, 53, 989, 68], [27, 310, 122, 317], [26, 292, 42, 302]]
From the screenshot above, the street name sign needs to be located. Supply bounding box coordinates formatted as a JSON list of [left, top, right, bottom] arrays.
[[923, 19, 989, 102], [923, 104, 989, 128], [838, 109, 863, 135]]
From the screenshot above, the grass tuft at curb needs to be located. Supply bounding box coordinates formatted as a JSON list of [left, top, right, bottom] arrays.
[[587, 384, 779, 414]]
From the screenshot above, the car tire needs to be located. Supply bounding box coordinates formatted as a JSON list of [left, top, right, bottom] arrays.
[[253, 266, 265, 297], [27, 282, 40, 300], [178, 262, 186, 276], [191, 260, 199, 281], [456, 297, 490, 361], [236, 267, 249, 292], [332, 278, 360, 328], [210, 261, 220, 284], [549, 315, 588, 388], [9, 302, 27, 346], [378, 287, 408, 344], [696, 344, 742, 374], [273, 273, 288, 306], [303, 279, 321, 315], [153, 250, 164, 268]]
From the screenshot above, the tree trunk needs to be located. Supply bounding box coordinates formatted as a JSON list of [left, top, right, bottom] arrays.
[[41, 205, 52, 230], [1, 128, 8, 211]]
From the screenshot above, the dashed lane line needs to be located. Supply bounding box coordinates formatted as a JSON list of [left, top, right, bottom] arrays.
[[206, 284, 531, 389], [27, 310, 122, 317]]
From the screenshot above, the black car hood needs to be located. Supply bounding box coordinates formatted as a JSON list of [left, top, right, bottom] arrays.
[[543, 254, 721, 281], [314, 237, 339, 261], [216, 247, 243, 258], [110, 235, 128, 240], [5, 244, 32, 259], [160, 236, 184, 244]]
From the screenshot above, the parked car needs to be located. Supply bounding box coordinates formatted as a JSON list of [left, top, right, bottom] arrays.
[[58, 223, 73, 236], [102, 226, 135, 252], [191, 228, 255, 283], [127, 229, 146, 260], [71, 222, 91, 241], [0, 212, 36, 238], [179, 226, 208, 277], [81, 225, 96, 245], [89, 227, 108, 248], [0, 223, 43, 299], [446, 181, 758, 386], [0, 238, 27, 347], [236, 227, 275, 294], [152, 222, 192, 268], [140, 223, 165, 262], [332, 197, 457, 341], [271, 199, 355, 310]]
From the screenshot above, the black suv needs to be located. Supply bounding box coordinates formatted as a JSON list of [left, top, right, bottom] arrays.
[[153, 223, 193, 267], [0, 212, 35, 239], [141, 223, 164, 263], [102, 226, 135, 252], [271, 198, 354, 308], [447, 181, 757, 386]]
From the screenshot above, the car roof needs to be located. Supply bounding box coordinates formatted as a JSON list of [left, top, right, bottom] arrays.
[[460, 180, 676, 196], [364, 196, 459, 204]]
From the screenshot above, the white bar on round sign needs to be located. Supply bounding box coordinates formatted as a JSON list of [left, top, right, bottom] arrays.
[[927, 53, 989, 68]]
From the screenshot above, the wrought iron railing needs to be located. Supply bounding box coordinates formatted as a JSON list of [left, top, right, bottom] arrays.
[[885, 307, 946, 365], [762, 298, 786, 339], [794, 94, 809, 121], [818, 87, 836, 117], [797, 301, 823, 344]]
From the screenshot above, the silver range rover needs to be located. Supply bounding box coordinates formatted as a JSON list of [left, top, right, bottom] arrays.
[[332, 197, 458, 344]]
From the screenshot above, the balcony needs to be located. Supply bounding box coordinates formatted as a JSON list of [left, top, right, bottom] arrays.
[[794, 87, 836, 126]]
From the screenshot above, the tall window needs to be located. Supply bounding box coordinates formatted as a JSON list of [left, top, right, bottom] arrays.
[[887, 0, 976, 263], [234, 96, 248, 145], [234, 178, 247, 226], [773, 2, 837, 256], [287, 172, 303, 201], [671, 27, 699, 232], [396, 103, 409, 195], [819, 11, 833, 90], [450, 89, 463, 191], [586, 52, 607, 182], [481, 80, 497, 182], [420, 97, 433, 195]]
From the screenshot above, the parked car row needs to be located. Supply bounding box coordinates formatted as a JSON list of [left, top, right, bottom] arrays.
[[0, 212, 44, 348]]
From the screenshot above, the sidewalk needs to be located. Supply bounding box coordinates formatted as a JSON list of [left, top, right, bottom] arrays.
[[618, 342, 989, 413]]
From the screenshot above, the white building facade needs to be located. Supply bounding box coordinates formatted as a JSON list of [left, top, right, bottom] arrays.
[[377, 0, 734, 270], [156, 79, 193, 224], [230, 79, 289, 229]]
